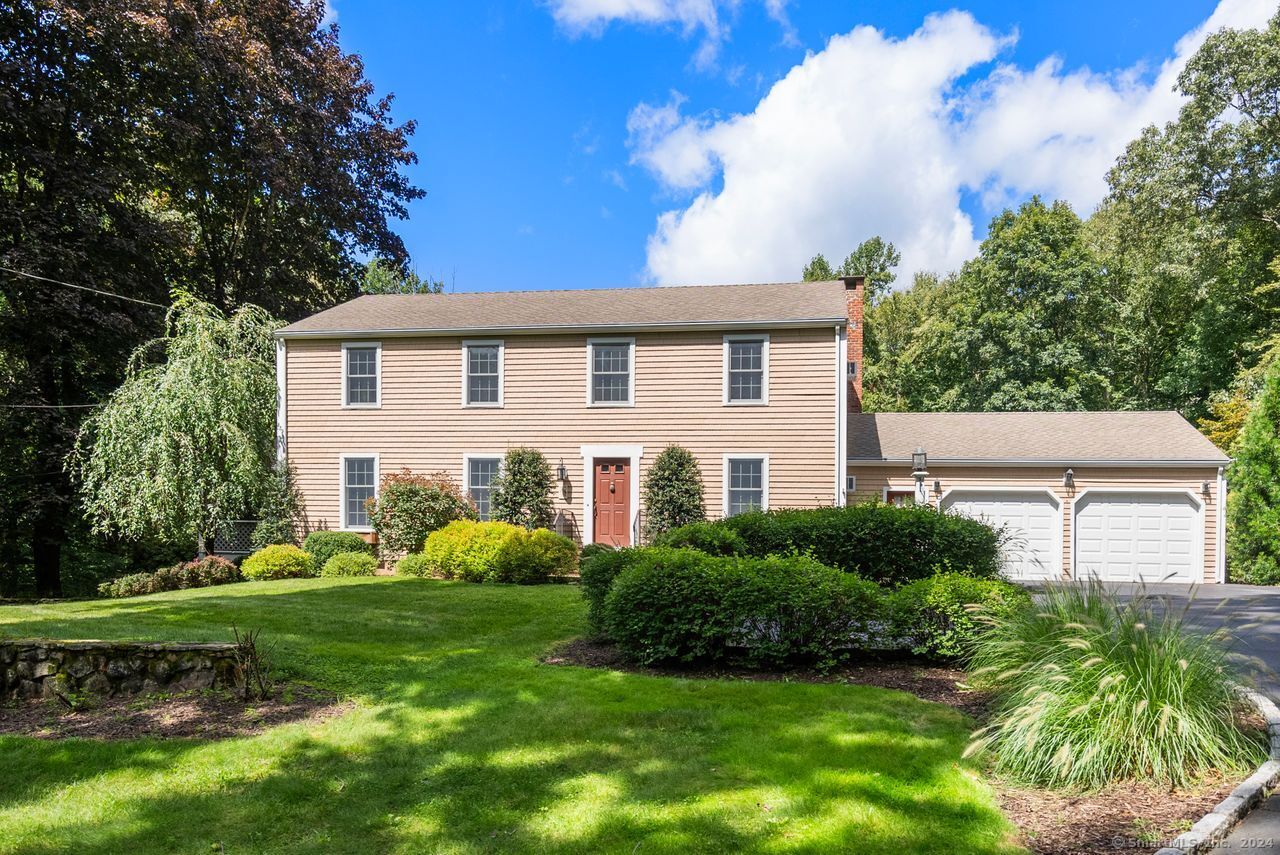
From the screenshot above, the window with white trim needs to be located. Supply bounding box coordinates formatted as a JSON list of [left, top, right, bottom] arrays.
[[343, 344, 380, 406], [342, 456, 377, 529], [467, 457, 500, 520], [589, 340, 633, 405], [726, 337, 766, 403], [464, 342, 502, 406], [727, 458, 765, 516]]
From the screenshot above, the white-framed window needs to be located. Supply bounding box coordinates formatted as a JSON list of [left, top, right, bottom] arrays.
[[846, 474, 857, 494], [723, 334, 769, 405], [339, 453, 379, 530], [586, 337, 635, 407], [723, 455, 768, 516], [464, 454, 501, 520], [342, 342, 381, 408], [461, 340, 504, 407]]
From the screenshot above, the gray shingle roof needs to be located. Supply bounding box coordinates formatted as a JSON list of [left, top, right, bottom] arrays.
[[847, 411, 1228, 464], [278, 280, 850, 337]]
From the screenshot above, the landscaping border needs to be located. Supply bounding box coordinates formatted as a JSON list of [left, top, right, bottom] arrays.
[[1155, 689, 1280, 855]]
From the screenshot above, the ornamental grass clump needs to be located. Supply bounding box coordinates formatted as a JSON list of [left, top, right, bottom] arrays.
[[967, 581, 1266, 789]]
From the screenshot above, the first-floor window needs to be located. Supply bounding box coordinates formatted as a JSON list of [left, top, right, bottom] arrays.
[[343, 456, 376, 528], [467, 457, 500, 520], [726, 457, 766, 516]]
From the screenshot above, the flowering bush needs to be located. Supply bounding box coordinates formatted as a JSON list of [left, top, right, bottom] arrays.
[[367, 469, 477, 553]]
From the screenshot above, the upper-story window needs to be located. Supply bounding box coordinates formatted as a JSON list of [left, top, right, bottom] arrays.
[[462, 340, 504, 407], [724, 335, 768, 404], [587, 338, 634, 407], [724, 455, 768, 516], [342, 342, 381, 407]]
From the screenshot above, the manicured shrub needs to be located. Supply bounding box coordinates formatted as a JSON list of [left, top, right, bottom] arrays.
[[99, 556, 242, 598], [602, 548, 885, 667], [653, 521, 746, 556], [492, 528, 578, 583], [1228, 359, 1280, 584], [678, 503, 1003, 587], [580, 547, 642, 634], [251, 462, 304, 549], [423, 519, 521, 582], [890, 573, 1030, 660], [395, 552, 432, 577], [491, 448, 555, 529], [367, 469, 478, 554], [579, 542, 614, 562], [321, 551, 379, 577], [642, 445, 705, 539], [241, 544, 316, 581], [967, 581, 1266, 788], [303, 531, 374, 570]]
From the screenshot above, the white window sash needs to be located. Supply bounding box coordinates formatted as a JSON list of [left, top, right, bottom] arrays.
[[460, 340, 505, 408], [585, 337, 635, 407], [722, 333, 769, 405], [341, 341, 382, 408]]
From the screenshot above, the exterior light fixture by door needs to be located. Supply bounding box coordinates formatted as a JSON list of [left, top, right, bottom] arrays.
[[1063, 468, 1075, 490], [557, 461, 568, 482], [911, 448, 928, 504]]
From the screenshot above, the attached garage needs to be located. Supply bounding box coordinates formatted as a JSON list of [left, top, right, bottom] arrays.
[[847, 411, 1230, 584], [1073, 491, 1201, 583], [941, 490, 1060, 580]]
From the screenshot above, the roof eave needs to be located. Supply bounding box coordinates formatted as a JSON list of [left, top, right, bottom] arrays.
[[846, 457, 1230, 467], [275, 316, 848, 339]]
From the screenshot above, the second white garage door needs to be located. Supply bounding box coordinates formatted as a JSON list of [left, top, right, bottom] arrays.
[[1073, 492, 1200, 583], [942, 490, 1060, 580]]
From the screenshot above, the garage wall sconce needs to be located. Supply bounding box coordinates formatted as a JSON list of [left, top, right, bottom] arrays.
[[933, 479, 941, 495], [1063, 468, 1075, 490], [1202, 480, 1212, 497]]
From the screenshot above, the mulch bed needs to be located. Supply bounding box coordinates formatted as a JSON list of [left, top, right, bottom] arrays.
[[0, 684, 350, 740], [545, 637, 1238, 855]]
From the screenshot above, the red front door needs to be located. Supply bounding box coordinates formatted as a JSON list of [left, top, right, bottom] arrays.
[[593, 459, 631, 546]]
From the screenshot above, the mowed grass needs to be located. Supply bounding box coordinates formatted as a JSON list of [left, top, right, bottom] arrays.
[[0, 578, 1020, 854]]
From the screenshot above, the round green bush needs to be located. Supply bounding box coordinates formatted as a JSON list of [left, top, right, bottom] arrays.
[[242, 544, 316, 581], [423, 519, 520, 582], [396, 553, 432, 577], [653, 521, 746, 556], [890, 573, 1030, 660], [491, 528, 577, 583], [602, 548, 884, 667], [968, 581, 1266, 788], [321, 551, 379, 577], [98, 556, 242, 598], [303, 530, 374, 570], [367, 470, 478, 553], [580, 547, 641, 634]]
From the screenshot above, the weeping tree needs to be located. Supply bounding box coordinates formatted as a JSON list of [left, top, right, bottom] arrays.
[[73, 295, 282, 554]]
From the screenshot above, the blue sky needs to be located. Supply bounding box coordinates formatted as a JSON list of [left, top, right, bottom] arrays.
[[329, 0, 1269, 291]]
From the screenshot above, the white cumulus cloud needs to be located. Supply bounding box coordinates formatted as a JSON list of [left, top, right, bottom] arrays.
[[626, 0, 1273, 285]]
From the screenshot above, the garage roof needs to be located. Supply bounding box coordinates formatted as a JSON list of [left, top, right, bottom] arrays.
[[848, 411, 1228, 465], [276, 279, 851, 337]]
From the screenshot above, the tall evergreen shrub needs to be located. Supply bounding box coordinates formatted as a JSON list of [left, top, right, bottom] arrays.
[[1228, 360, 1280, 584], [642, 445, 705, 540], [492, 448, 555, 529]]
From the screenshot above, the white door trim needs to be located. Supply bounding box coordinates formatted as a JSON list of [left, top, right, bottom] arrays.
[[1071, 487, 1204, 583], [580, 444, 643, 545], [940, 487, 1063, 581]]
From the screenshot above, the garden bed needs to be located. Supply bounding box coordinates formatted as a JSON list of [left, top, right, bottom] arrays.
[[546, 637, 1247, 855], [0, 684, 348, 740]]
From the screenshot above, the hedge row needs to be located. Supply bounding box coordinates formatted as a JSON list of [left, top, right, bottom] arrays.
[[99, 556, 242, 599], [655, 503, 1005, 587], [407, 520, 578, 583], [582, 546, 1028, 666]]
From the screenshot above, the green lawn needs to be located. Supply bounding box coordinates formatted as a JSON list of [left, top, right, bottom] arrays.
[[0, 578, 1020, 854]]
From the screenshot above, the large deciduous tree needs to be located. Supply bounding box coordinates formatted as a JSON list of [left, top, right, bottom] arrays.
[[0, 0, 422, 593], [73, 295, 280, 554]]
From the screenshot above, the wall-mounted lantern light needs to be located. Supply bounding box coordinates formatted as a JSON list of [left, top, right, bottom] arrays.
[[1063, 468, 1075, 490], [1202, 480, 1212, 497], [933, 479, 941, 496], [557, 461, 568, 482]]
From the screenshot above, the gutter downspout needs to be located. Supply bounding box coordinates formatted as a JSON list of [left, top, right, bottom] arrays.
[[835, 325, 847, 506], [275, 339, 287, 465], [1216, 465, 1227, 583]]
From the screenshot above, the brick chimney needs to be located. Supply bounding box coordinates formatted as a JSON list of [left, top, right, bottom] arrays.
[[842, 275, 864, 413]]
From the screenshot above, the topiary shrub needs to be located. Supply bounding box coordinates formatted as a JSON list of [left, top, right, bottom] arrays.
[[242, 544, 316, 581], [303, 531, 374, 570], [98, 556, 242, 598], [642, 445, 705, 539], [396, 552, 432, 577], [580, 547, 642, 634], [321, 551, 379, 577], [968, 581, 1267, 788], [492, 528, 578, 583], [423, 519, 521, 582], [491, 448, 554, 529], [890, 573, 1030, 661], [602, 548, 885, 667], [653, 521, 747, 556], [367, 469, 478, 554]]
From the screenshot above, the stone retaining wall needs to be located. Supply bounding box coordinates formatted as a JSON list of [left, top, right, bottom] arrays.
[[0, 639, 240, 700]]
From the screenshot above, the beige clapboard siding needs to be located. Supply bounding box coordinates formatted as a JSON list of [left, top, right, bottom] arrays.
[[847, 464, 1221, 583], [286, 328, 839, 540]]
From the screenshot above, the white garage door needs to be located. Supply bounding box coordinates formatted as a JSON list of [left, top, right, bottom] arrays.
[[1074, 492, 1200, 583], [942, 491, 1060, 580]]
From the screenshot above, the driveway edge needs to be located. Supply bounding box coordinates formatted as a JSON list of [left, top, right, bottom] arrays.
[[1155, 689, 1280, 854]]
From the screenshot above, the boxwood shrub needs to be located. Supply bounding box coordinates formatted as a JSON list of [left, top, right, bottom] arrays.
[[422, 520, 574, 583], [321, 551, 379, 577], [580, 547, 642, 633], [662, 504, 1004, 587], [99, 556, 242, 598], [242, 544, 316, 581], [601, 548, 884, 667], [303, 531, 373, 570], [652, 521, 746, 556], [492, 528, 578, 583], [890, 573, 1030, 660], [396, 552, 432, 577]]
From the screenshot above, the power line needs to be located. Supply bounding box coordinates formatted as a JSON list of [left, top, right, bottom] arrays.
[[0, 266, 167, 309]]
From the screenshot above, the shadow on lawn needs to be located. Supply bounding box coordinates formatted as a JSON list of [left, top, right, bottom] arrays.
[[0, 582, 1015, 854]]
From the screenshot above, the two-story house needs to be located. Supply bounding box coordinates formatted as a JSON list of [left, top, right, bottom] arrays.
[[276, 277, 1230, 584]]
